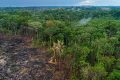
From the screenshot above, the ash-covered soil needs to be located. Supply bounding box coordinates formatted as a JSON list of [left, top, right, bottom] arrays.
[[0, 36, 54, 80]]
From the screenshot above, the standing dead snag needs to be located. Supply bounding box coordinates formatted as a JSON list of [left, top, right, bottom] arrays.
[[49, 40, 64, 64]]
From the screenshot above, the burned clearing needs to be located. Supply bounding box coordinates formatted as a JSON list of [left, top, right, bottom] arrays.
[[0, 35, 54, 80]]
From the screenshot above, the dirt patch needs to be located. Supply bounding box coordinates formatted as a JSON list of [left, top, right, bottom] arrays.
[[0, 34, 71, 80], [0, 35, 54, 80]]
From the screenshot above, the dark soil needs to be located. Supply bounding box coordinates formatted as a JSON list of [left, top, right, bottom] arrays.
[[0, 34, 70, 80], [0, 35, 54, 80]]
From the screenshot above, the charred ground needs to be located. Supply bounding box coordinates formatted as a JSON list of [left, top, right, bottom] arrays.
[[0, 34, 55, 80]]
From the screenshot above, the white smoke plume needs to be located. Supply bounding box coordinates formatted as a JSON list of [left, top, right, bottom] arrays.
[[80, 17, 92, 25]]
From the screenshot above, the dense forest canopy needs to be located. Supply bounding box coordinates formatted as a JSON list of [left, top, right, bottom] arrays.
[[0, 6, 120, 80]]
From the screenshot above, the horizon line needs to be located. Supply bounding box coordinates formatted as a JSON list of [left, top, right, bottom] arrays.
[[1, 5, 120, 8]]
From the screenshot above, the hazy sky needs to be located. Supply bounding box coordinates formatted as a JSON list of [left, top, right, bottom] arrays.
[[0, 0, 120, 7]]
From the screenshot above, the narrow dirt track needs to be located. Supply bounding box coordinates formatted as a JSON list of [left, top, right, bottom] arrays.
[[0, 35, 55, 80]]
